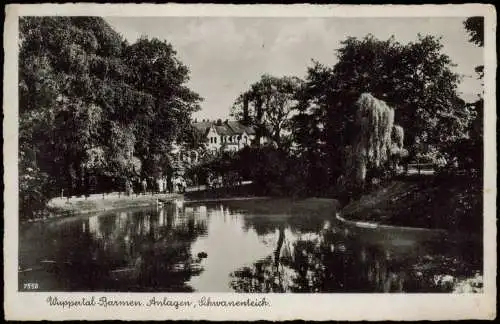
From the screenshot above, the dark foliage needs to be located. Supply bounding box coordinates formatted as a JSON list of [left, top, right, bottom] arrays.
[[19, 17, 201, 219]]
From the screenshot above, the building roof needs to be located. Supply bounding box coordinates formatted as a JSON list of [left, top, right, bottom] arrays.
[[191, 120, 256, 136], [192, 122, 213, 135], [226, 121, 256, 135], [214, 125, 233, 136]]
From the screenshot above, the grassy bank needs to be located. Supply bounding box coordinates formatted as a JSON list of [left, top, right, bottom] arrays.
[[342, 174, 483, 233]]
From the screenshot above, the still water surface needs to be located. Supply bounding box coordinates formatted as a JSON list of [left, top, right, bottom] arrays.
[[19, 199, 481, 292]]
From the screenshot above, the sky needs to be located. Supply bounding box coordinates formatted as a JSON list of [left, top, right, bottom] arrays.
[[104, 17, 484, 120]]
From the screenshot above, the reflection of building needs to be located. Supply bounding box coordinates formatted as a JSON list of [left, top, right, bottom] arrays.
[[88, 215, 102, 239], [196, 205, 207, 218], [158, 208, 166, 227]]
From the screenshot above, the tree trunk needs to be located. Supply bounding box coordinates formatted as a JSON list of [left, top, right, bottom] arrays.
[[255, 98, 263, 145], [243, 94, 249, 125]]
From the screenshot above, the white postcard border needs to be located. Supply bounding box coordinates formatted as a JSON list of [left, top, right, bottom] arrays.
[[3, 3, 497, 321]]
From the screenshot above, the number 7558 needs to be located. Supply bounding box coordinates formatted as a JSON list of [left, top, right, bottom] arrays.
[[23, 282, 39, 290]]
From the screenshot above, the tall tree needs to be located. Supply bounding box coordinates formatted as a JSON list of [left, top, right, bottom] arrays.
[[294, 34, 470, 182], [231, 74, 303, 149], [124, 37, 202, 177], [464, 16, 484, 83], [464, 17, 484, 47], [452, 16, 484, 171], [289, 61, 339, 193], [18, 17, 201, 218], [19, 17, 128, 200]]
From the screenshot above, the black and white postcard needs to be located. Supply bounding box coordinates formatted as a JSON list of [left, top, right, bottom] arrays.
[[3, 3, 497, 321]]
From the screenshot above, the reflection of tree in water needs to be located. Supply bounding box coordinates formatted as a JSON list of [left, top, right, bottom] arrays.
[[19, 218, 111, 291], [231, 223, 482, 293], [241, 213, 328, 237], [242, 216, 284, 236], [41, 205, 209, 291], [227, 199, 336, 235], [130, 206, 209, 291], [230, 224, 293, 293]]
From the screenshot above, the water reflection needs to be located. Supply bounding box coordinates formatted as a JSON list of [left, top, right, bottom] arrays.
[[230, 218, 482, 293], [19, 200, 481, 292], [20, 204, 208, 291]]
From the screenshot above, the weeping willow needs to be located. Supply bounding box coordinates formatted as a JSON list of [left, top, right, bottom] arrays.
[[390, 124, 408, 171], [350, 93, 396, 185], [391, 124, 404, 149]]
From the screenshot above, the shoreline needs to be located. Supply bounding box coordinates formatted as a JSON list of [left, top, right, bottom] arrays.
[[184, 196, 272, 204], [24, 191, 268, 224], [27, 175, 481, 237], [25, 193, 182, 224], [335, 213, 448, 234]]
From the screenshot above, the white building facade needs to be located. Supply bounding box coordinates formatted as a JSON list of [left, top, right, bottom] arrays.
[[194, 120, 267, 153]]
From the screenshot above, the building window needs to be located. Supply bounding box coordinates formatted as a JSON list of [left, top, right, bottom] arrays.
[[214, 137, 217, 144]]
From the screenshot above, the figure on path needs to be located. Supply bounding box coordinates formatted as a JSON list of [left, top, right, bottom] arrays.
[[125, 178, 133, 196], [157, 177, 164, 193], [163, 176, 168, 193]]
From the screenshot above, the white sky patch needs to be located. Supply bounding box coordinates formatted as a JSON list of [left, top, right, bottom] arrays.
[[104, 16, 484, 120]]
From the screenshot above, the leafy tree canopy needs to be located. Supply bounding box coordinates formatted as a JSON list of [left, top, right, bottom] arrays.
[[19, 17, 201, 218], [294, 34, 470, 170], [231, 74, 303, 149], [464, 16, 484, 47]]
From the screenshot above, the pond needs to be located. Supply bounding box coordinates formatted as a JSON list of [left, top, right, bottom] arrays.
[[19, 198, 482, 292]]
